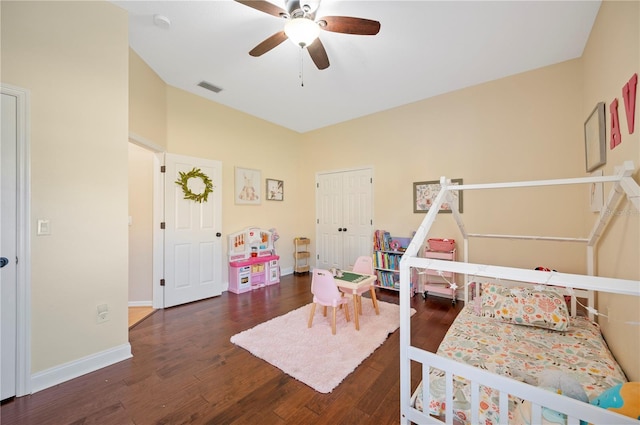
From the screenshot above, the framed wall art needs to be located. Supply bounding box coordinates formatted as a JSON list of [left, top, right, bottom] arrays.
[[235, 167, 261, 205], [266, 178, 284, 201], [584, 102, 606, 172], [413, 178, 463, 213]]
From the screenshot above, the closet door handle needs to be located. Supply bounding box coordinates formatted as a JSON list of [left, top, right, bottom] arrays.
[[0, 257, 8, 268], [343, 228, 347, 232], [338, 228, 343, 232], [216, 232, 222, 237]]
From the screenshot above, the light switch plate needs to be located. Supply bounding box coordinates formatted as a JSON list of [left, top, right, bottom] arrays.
[[37, 219, 51, 235]]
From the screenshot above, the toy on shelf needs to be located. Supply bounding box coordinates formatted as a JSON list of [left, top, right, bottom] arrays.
[[228, 227, 280, 294]]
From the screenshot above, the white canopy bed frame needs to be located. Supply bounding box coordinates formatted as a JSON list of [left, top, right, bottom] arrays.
[[399, 161, 640, 424]]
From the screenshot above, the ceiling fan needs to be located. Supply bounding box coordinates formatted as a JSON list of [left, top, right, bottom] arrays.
[[234, 0, 381, 70]]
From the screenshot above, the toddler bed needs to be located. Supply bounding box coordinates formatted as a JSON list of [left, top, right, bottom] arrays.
[[399, 162, 640, 425], [411, 282, 628, 424]]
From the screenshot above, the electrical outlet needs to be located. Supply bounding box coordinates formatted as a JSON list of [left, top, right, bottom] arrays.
[[96, 304, 109, 324]]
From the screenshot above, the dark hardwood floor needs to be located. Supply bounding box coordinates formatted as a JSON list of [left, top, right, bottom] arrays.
[[0, 273, 462, 425]]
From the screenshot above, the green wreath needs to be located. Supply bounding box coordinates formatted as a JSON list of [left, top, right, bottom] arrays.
[[175, 167, 213, 203]]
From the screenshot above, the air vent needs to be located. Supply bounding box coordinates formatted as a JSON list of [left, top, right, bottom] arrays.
[[197, 81, 223, 93]]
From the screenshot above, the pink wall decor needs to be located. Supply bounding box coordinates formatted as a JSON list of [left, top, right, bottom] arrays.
[[622, 73, 637, 134], [610, 98, 622, 149]]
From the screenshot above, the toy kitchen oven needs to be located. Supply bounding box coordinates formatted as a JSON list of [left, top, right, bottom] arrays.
[[228, 227, 280, 294]]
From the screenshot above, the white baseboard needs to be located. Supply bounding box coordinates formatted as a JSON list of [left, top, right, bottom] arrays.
[[128, 300, 153, 307], [30, 343, 132, 394], [281, 267, 293, 276]]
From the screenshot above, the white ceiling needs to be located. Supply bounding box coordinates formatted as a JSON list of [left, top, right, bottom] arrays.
[[112, 0, 601, 133]]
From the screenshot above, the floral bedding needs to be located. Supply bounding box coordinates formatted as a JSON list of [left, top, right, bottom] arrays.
[[412, 306, 627, 424]]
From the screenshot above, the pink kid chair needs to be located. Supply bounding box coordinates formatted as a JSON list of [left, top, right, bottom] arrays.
[[346, 255, 380, 316], [308, 268, 351, 335]]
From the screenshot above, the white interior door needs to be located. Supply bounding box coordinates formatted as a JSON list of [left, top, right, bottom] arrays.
[[316, 168, 373, 271], [316, 172, 344, 270], [341, 169, 374, 270], [163, 153, 222, 308], [1, 92, 18, 400]]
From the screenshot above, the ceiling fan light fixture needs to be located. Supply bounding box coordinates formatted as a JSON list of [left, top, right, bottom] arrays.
[[284, 18, 320, 47]]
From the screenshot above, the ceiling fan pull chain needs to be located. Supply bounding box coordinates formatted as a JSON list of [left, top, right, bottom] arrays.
[[299, 47, 304, 87]]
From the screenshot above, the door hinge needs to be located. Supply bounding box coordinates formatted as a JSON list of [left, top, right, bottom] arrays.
[[370, 177, 372, 184], [317, 219, 319, 224], [160, 279, 165, 286], [160, 165, 166, 173], [316, 182, 319, 188], [160, 222, 165, 229]]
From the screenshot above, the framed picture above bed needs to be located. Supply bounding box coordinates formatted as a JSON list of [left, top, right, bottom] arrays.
[[584, 102, 606, 172], [413, 179, 463, 213]]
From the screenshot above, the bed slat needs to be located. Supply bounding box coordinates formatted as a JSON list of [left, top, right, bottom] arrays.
[[470, 381, 480, 425], [445, 371, 454, 425]]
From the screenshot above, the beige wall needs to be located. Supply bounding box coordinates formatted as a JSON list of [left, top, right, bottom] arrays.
[[1, 1, 129, 372], [129, 49, 167, 148], [300, 59, 588, 272], [128, 143, 154, 303], [164, 87, 302, 279], [581, 0, 640, 380], [129, 57, 304, 277]]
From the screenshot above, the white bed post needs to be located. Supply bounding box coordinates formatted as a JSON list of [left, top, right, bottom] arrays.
[[619, 161, 640, 211], [448, 184, 467, 304], [587, 162, 637, 274], [585, 162, 638, 321], [400, 180, 449, 425]]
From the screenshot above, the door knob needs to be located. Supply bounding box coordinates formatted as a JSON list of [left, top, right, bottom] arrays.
[[0, 257, 8, 268], [216, 232, 222, 237], [338, 228, 343, 232], [343, 228, 347, 232]]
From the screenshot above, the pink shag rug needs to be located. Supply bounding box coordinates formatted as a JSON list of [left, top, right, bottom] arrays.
[[230, 299, 414, 393]]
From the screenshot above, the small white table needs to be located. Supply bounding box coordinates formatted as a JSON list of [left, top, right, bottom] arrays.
[[334, 271, 379, 331]]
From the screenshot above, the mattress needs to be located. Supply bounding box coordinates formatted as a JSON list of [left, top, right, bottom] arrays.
[[412, 306, 627, 424]]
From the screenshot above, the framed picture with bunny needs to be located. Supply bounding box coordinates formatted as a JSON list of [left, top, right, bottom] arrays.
[[235, 167, 261, 205]]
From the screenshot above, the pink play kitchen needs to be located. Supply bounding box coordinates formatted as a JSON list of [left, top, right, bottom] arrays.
[[228, 227, 280, 294]]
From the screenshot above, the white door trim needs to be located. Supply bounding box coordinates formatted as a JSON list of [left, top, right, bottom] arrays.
[[152, 152, 164, 309], [128, 133, 164, 309], [1, 83, 32, 397]]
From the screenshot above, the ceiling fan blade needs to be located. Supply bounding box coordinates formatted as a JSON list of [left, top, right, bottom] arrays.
[[319, 16, 381, 35], [307, 38, 329, 70], [234, 0, 287, 18], [249, 31, 288, 56]]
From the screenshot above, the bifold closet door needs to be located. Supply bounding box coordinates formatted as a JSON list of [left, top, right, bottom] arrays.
[[316, 168, 373, 271]]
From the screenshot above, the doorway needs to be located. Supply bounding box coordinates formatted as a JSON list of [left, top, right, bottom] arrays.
[[127, 137, 224, 312], [128, 141, 155, 323]]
